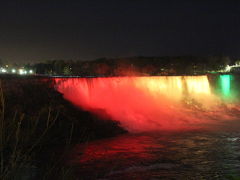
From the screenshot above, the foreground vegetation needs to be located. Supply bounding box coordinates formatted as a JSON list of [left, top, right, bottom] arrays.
[[0, 76, 125, 179]]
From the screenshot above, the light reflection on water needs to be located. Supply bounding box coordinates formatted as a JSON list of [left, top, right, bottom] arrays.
[[69, 131, 240, 179]]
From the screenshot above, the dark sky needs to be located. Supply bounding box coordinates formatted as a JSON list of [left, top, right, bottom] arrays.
[[0, 0, 240, 63]]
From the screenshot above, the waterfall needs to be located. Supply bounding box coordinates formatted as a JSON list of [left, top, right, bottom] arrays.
[[54, 75, 239, 132]]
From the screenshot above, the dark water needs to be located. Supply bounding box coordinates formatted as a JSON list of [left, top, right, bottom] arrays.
[[69, 130, 240, 179]]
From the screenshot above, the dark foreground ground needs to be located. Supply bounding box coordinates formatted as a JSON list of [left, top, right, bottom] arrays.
[[0, 75, 126, 180]]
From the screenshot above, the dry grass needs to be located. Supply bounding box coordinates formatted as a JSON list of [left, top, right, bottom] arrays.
[[0, 80, 75, 179], [0, 77, 126, 179]]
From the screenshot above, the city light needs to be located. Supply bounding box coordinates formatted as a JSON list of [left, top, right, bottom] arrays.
[[0, 67, 34, 75], [19, 69, 24, 75], [1, 68, 7, 73], [224, 63, 240, 72], [225, 65, 231, 72]]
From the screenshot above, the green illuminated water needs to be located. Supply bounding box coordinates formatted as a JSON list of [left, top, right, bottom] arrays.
[[219, 75, 231, 98]]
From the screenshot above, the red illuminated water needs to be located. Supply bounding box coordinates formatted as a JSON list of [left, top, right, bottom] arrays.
[[54, 76, 240, 132]]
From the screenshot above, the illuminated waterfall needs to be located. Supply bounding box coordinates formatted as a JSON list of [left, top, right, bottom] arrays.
[[54, 76, 231, 132]]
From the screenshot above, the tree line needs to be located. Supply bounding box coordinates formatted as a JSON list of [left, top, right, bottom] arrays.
[[0, 56, 236, 76]]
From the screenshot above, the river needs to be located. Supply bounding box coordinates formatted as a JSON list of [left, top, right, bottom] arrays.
[[68, 130, 240, 179]]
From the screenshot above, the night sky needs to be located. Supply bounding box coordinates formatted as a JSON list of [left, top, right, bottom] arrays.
[[0, 0, 240, 63]]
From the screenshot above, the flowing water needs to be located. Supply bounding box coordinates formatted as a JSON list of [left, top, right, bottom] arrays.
[[55, 75, 240, 179], [69, 131, 240, 179]]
